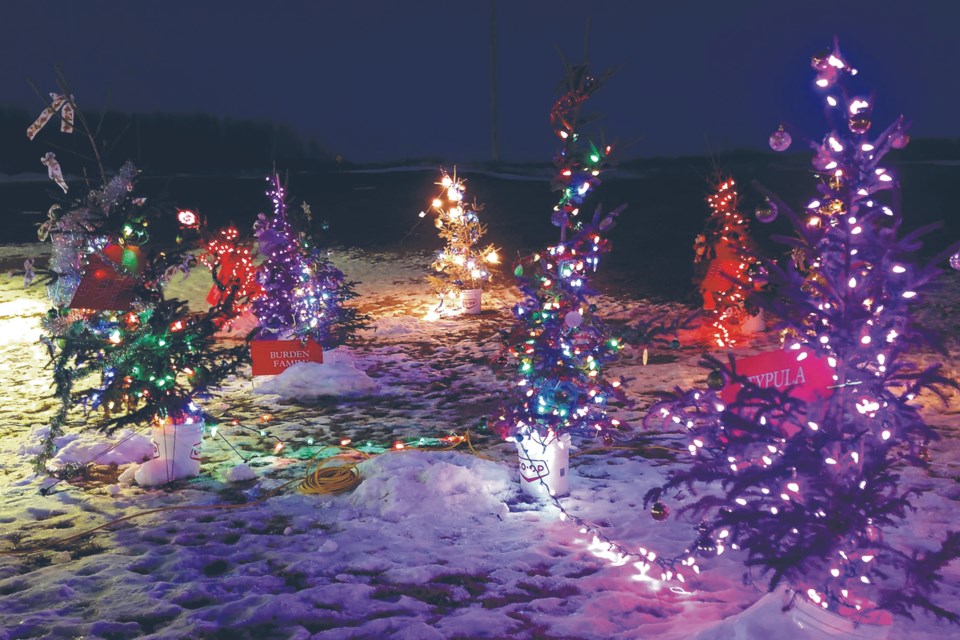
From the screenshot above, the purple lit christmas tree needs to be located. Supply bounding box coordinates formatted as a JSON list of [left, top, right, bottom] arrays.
[[644, 41, 960, 621], [252, 174, 365, 349]]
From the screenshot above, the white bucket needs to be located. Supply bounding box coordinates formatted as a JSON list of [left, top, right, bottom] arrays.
[[515, 432, 571, 498], [135, 419, 203, 487], [741, 309, 767, 334], [460, 288, 482, 315]]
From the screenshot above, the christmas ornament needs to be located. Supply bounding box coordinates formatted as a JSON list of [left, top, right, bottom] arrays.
[[565, 310, 583, 328], [706, 370, 724, 390], [694, 524, 716, 556], [768, 125, 792, 152], [748, 263, 769, 287], [41, 152, 68, 193], [754, 198, 778, 223], [651, 501, 670, 521], [812, 149, 833, 172], [848, 115, 871, 134], [890, 131, 910, 149], [948, 251, 960, 271]]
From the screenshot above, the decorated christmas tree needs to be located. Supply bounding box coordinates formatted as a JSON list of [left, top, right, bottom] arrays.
[[252, 174, 365, 349], [199, 223, 262, 325], [493, 63, 630, 496], [423, 168, 499, 313], [692, 175, 763, 347], [27, 86, 248, 477], [644, 41, 960, 621]]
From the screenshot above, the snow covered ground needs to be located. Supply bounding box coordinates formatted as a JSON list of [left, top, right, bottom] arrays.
[[1, 245, 959, 639]]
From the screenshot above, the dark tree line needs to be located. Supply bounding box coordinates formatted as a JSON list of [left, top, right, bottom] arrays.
[[0, 106, 331, 175]]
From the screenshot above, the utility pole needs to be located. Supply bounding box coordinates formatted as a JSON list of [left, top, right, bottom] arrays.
[[489, 0, 500, 162]]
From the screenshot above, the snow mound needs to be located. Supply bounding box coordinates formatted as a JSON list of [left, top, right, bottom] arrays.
[[134, 457, 199, 487], [350, 450, 513, 523], [18, 425, 154, 469], [254, 350, 378, 399], [224, 462, 257, 482]]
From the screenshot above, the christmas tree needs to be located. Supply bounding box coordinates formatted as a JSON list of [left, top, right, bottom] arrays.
[[692, 175, 763, 347], [199, 224, 262, 325], [644, 41, 960, 621], [252, 174, 365, 349], [424, 168, 499, 312], [494, 63, 629, 461], [27, 86, 248, 474]]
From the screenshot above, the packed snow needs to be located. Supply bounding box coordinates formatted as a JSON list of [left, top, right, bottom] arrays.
[[1, 245, 959, 639]]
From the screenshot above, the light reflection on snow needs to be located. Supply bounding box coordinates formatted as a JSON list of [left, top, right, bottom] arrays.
[[0, 298, 47, 345]]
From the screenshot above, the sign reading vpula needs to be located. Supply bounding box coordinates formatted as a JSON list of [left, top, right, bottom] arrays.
[[721, 347, 834, 405]]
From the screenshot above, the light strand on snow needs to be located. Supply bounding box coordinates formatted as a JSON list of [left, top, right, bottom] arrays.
[[516, 439, 697, 592]]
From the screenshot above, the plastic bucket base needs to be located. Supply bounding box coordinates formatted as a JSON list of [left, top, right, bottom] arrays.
[[515, 432, 570, 498], [135, 421, 203, 486], [460, 289, 482, 315]]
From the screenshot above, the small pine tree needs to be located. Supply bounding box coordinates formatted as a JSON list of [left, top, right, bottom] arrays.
[[424, 168, 499, 310], [252, 174, 366, 348], [644, 41, 960, 621], [692, 176, 762, 347], [199, 224, 262, 323]]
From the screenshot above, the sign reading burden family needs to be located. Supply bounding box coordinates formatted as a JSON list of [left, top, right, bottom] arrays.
[[250, 339, 324, 376]]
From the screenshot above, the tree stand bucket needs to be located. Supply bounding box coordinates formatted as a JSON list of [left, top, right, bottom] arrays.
[[135, 419, 204, 487], [789, 591, 892, 639], [741, 309, 766, 334], [515, 432, 570, 498], [460, 288, 482, 315]]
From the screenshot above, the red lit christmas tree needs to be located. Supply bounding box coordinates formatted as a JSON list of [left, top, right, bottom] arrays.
[[692, 176, 763, 347]]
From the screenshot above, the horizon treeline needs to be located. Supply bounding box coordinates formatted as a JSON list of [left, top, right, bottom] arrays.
[[0, 106, 331, 175], [5, 105, 960, 175]]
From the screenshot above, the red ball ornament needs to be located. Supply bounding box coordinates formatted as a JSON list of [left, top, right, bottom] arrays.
[[651, 501, 670, 521], [890, 132, 910, 149]]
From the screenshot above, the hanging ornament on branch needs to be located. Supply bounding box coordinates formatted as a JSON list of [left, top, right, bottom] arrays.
[[754, 198, 778, 223], [768, 124, 792, 152]]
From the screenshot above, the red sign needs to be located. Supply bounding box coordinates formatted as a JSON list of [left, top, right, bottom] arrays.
[[250, 339, 324, 376], [721, 347, 834, 405], [69, 255, 138, 310]]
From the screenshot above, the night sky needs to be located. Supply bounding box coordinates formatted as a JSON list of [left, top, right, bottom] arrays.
[[3, 1, 960, 163]]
